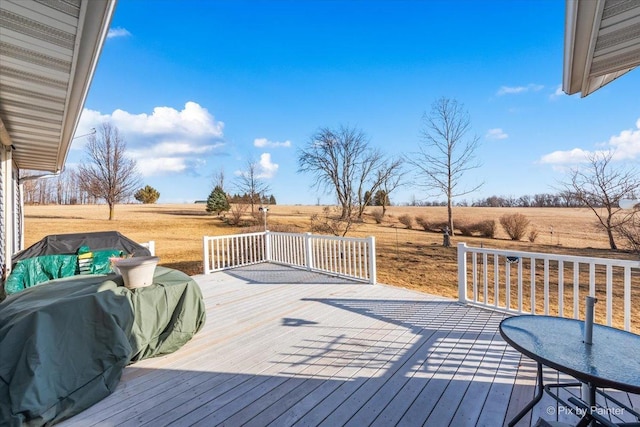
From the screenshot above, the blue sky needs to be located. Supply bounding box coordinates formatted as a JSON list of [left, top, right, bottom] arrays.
[[71, 0, 640, 205]]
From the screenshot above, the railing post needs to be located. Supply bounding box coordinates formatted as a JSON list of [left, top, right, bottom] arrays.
[[305, 232, 313, 271], [457, 242, 468, 303], [368, 236, 376, 285], [203, 236, 209, 274], [265, 231, 272, 262]]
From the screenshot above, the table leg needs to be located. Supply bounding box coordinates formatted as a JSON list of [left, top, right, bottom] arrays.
[[508, 362, 545, 427], [586, 383, 596, 427]]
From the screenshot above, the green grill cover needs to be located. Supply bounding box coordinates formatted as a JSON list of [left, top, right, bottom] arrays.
[[0, 267, 206, 426]]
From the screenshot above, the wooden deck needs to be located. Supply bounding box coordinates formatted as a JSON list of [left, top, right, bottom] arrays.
[[60, 264, 639, 427]]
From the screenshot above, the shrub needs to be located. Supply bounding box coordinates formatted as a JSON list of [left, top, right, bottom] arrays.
[[456, 222, 472, 236], [415, 216, 430, 231], [431, 221, 450, 233], [371, 209, 384, 224], [456, 220, 495, 238], [309, 206, 357, 236], [477, 220, 496, 238], [500, 213, 530, 240], [227, 203, 248, 226], [398, 214, 413, 229], [528, 226, 539, 243]]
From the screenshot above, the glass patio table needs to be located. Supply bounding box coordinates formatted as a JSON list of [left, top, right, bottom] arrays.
[[499, 315, 640, 426]]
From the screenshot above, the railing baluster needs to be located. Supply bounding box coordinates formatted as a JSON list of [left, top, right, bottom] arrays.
[[573, 262, 579, 319], [544, 258, 549, 315], [472, 252, 478, 303], [606, 264, 613, 327], [517, 257, 523, 313], [494, 254, 499, 308], [483, 253, 488, 304], [530, 258, 536, 315], [558, 260, 564, 317], [506, 258, 511, 311], [624, 266, 631, 331]]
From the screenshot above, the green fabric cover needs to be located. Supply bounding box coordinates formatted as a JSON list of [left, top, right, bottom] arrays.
[[4, 250, 125, 296], [4, 255, 78, 295], [91, 250, 123, 275], [0, 267, 206, 426]]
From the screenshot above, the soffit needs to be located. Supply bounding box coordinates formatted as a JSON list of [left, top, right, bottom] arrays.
[[0, 0, 116, 171], [564, 0, 640, 97]]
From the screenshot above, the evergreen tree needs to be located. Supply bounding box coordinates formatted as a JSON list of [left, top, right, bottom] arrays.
[[206, 186, 230, 215]]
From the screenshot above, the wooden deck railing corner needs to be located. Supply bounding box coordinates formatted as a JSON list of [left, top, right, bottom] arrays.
[[203, 232, 377, 284]]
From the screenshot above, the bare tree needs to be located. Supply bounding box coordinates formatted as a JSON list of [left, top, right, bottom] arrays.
[[560, 151, 640, 249], [375, 157, 405, 217], [298, 125, 393, 220], [77, 123, 141, 220], [211, 167, 225, 193], [235, 160, 271, 214], [406, 97, 482, 234]]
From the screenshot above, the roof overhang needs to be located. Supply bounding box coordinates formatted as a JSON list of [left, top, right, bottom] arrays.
[[563, 0, 640, 97], [0, 0, 117, 172]]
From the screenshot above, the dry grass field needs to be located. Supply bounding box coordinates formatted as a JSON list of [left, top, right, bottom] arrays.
[[23, 203, 639, 330]]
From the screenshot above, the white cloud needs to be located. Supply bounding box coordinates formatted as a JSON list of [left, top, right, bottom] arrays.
[[254, 137, 292, 148], [110, 102, 224, 137], [233, 153, 279, 179], [540, 118, 640, 164], [135, 157, 187, 176], [74, 102, 225, 176], [497, 83, 544, 96], [258, 153, 278, 178], [549, 84, 564, 100], [608, 118, 640, 160], [540, 147, 591, 164], [132, 141, 223, 157], [485, 128, 508, 140], [107, 27, 131, 39]]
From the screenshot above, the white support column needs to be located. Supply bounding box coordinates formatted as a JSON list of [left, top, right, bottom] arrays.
[[203, 236, 210, 274], [457, 242, 468, 303], [305, 232, 313, 271], [265, 231, 272, 262], [1, 146, 14, 279], [12, 164, 22, 254], [367, 236, 376, 285], [18, 181, 24, 250]]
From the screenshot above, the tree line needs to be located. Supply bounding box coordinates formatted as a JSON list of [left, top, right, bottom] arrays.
[[468, 192, 584, 208]]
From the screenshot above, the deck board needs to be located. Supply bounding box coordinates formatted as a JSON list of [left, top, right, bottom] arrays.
[[58, 263, 639, 427]]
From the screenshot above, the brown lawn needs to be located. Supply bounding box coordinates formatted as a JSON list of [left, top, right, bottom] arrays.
[[23, 204, 639, 331]]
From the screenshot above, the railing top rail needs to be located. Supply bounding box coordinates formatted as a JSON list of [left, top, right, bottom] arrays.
[[268, 231, 372, 243], [205, 232, 266, 240], [457, 242, 640, 268]]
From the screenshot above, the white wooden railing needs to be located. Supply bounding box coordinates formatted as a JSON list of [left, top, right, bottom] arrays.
[[139, 240, 155, 256], [457, 242, 640, 332], [203, 231, 376, 284]]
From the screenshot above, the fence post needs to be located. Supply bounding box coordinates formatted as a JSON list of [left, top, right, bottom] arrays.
[[203, 236, 209, 274], [368, 236, 376, 285], [305, 232, 313, 271], [147, 241, 156, 256], [457, 242, 468, 303], [265, 231, 272, 262]]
